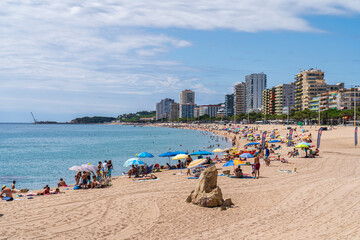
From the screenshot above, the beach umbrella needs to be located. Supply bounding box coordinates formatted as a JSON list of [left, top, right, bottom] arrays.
[[69, 166, 82, 171], [212, 148, 224, 153], [245, 142, 260, 146], [295, 143, 310, 148], [79, 164, 97, 172], [298, 142, 312, 147], [159, 152, 177, 157], [174, 151, 188, 155], [123, 158, 145, 167], [240, 153, 255, 158], [191, 151, 213, 156], [187, 159, 207, 169], [222, 159, 245, 167], [172, 154, 188, 160], [269, 140, 281, 143], [137, 152, 154, 158], [159, 151, 177, 164]]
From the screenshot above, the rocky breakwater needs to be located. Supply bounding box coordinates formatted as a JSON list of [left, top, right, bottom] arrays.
[[186, 166, 233, 210]]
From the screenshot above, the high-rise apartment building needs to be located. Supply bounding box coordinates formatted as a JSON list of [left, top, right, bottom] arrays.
[[234, 82, 246, 115], [180, 90, 195, 104], [294, 69, 326, 111], [274, 83, 295, 114], [245, 73, 267, 113], [156, 98, 175, 120], [199, 105, 222, 118], [169, 102, 179, 120], [179, 90, 195, 119], [225, 94, 234, 117], [262, 88, 276, 115], [310, 87, 360, 112]]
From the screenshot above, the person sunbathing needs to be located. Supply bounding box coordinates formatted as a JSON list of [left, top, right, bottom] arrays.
[[57, 178, 67, 187], [37, 185, 51, 195], [134, 174, 157, 180], [51, 188, 64, 194], [1, 185, 13, 201]]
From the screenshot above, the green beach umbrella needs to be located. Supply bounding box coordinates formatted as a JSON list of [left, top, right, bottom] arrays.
[[295, 143, 309, 148]]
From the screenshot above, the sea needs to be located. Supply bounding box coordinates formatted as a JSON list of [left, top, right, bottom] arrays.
[[0, 123, 231, 190]]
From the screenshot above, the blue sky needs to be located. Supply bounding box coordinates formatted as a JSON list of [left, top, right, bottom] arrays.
[[0, 0, 359, 122]]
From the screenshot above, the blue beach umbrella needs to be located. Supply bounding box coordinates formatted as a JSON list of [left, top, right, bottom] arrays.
[[191, 151, 213, 156], [159, 151, 177, 164], [123, 158, 145, 167], [159, 152, 177, 157], [174, 151, 188, 155], [137, 152, 154, 158], [245, 142, 260, 146], [269, 140, 281, 143], [240, 153, 255, 158]]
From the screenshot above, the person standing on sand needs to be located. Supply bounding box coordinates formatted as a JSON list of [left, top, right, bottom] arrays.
[[103, 161, 109, 178], [75, 171, 81, 186], [97, 161, 102, 177], [254, 156, 260, 179]]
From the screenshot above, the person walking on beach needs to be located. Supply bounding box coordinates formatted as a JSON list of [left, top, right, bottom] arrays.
[[254, 156, 260, 179], [186, 155, 193, 176]]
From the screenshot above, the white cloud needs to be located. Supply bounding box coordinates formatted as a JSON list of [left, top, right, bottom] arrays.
[[0, 0, 359, 120]]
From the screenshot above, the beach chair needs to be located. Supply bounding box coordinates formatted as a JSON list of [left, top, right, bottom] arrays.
[[146, 165, 154, 174]]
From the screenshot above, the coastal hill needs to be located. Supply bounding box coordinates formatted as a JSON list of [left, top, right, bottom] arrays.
[[69, 111, 156, 124], [69, 116, 116, 124]]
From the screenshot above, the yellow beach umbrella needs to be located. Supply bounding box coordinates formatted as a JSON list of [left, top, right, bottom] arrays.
[[212, 148, 224, 153], [187, 159, 207, 169], [233, 159, 245, 165], [172, 154, 188, 160]]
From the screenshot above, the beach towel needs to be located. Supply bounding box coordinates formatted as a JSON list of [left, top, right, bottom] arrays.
[[133, 178, 160, 182], [188, 177, 199, 179], [228, 175, 255, 179], [279, 170, 296, 173]]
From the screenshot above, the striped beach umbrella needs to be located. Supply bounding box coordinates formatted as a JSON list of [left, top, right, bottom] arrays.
[[187, 159, 207, 169]]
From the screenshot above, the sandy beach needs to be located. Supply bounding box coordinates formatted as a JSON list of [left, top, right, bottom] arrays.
[[1, 124, 360, 240]]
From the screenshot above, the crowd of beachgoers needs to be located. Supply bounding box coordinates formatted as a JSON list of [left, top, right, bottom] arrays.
[[1, 123, 321, 202], [1, 160, 114, 201]]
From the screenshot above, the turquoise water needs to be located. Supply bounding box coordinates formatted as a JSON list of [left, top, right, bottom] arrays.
[[0, 124, 230, 190]]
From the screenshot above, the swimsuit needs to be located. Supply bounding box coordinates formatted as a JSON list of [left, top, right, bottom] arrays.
[[255, 163, 260, 170]]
